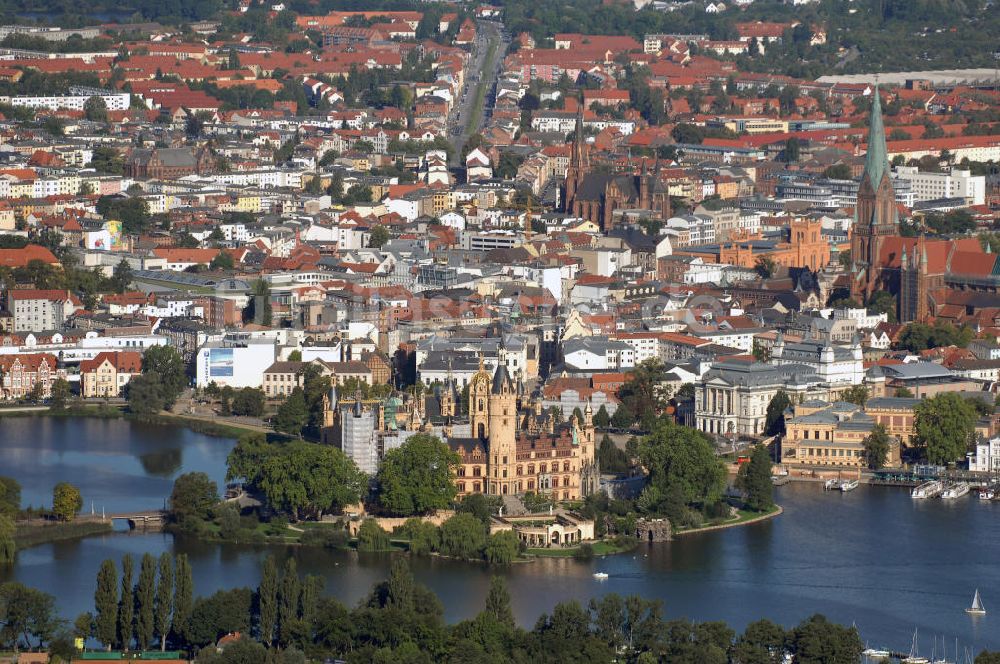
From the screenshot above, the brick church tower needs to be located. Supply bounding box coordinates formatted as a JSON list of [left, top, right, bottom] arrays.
[[850, 86, 899, 303]]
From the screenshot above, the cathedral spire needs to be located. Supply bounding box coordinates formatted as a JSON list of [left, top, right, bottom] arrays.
[[863, 85, 890, 192]]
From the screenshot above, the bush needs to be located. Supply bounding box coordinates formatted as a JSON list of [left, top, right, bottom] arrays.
[[300, 526, 350, 549], [573, 542, 595, 560], [357, 519, 391, 552], [704, 501, 731, 520]]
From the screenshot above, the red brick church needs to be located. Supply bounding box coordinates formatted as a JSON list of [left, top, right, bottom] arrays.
[[850, 88, 1000, 323], [563, 104, 670, 231]]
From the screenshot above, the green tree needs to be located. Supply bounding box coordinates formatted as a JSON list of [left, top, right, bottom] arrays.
[[764, 390, 791, 437], [598, 434, 629, 474], [154, 553, 173, 651], [732, 619, 787, 664], [51, 482, 82, 521], [755, 256, 777, 279], [274, 387, 309, 436], [49, 378, 71, 411], [895, 387, 914, 398], [484, 530, 519, 564], [226, 435, 365, 520], [915, 393, 977, 464], [135, 553, 156, 650], [0, 582, 58, 651], [866, 290, 897, 323], [840, 385, 869, 407], [0, 514, 15, 564], [210, 250, 234, 271], [368, 224, 390, 249], [593, 404, 611, 428], [168, 472, 218, 527], [439, 513, 488, 560], [141, 345, 187, 405], [484, 576, 514, 627], [277, 557, 301, 647], [786, 614, 862, 664], [784, 137, 801, 162], [735, 445, 774, 512], [862, 424, 891, 470], [84, 95, 108, 122], [0, 477, 20, 516], [258, 555, 278, 647], [356, 519, 390, 552], [126, 373, 166, 415], [376, 434, 460, 516], [402, 518, 440, 555], [171, 554, 193, 648], [118, 555, 134, 650], [638, 421, 726, 512], [230, 388, 265, 417], [94, 560, 118, 650], [617, 359, 668, 431]]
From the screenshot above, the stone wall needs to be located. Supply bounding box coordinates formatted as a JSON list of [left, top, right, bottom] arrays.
[[635, 517, 671, 542]]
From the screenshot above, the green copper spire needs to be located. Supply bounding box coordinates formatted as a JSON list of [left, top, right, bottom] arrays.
[[863, 85, 890, 191]]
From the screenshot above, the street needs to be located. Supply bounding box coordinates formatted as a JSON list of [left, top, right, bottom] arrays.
[[447, 18, 509, 167]]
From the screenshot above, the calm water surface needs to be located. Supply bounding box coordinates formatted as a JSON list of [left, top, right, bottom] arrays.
[[1, 418, 997, 654]]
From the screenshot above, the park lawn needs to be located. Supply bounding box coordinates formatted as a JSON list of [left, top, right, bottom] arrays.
[[673, 503, 781, 534], [527, 539, 632, 558]]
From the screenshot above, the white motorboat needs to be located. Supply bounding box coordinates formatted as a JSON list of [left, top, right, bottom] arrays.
[[979, 487, 995, 501], [824, 478, 841, 490], [840, 479, 859, 492], [592, 572, 609, 580], [941, 482, 970, 499], [863, 648, 892, 660], [911, 480, 943, 499], [966, 588, 986, 616]]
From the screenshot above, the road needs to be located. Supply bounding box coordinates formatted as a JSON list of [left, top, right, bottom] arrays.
[[448, 19, 510, 167]]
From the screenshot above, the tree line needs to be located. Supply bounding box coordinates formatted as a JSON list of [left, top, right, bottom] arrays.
[[0, 554, 910, 664]]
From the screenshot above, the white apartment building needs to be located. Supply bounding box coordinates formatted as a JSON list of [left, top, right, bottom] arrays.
[[5, 92, 130, 112], [893, 166, 985, 205]]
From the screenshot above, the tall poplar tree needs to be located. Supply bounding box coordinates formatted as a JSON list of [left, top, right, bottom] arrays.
[[117, 555, 134, 650], [154, 553, 174, 651], [278, 557, 301, 647], [135, 553, 157, 649], [258, 555, 278, 647], [171, 554, 193, 647], [94, 559, 118, 650]]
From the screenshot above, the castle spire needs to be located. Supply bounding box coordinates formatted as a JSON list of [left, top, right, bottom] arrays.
[[863, 85, 890, 192]]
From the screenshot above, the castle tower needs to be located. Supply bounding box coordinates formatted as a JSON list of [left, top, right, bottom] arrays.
[[469, 356, 492, 439], [488, 363, 518, 495], [851, 85, 899, 302]]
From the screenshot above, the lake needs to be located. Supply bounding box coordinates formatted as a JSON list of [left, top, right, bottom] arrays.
[[0, 417, 997, 655]]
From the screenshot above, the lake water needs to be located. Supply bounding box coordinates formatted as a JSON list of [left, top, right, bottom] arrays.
[[0, 417, 998, 655]]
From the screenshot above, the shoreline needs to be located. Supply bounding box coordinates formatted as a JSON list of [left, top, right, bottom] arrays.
[[673, 504, 783, 537]]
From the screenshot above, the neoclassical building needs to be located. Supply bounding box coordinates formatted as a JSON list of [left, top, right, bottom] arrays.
[[448, 360, 600, 500]]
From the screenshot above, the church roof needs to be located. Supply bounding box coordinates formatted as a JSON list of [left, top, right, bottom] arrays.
[[862, 86, 890, 191]]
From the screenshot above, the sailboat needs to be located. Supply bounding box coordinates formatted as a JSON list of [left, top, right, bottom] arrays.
[[965, 589, 986, 616], [903, 629, 929, 664]]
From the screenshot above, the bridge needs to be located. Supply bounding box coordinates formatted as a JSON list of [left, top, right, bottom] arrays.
[[106, 510, 169, 530]]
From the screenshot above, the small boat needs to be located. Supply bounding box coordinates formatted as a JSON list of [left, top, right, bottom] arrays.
[[979, 487, 995, 501], [965, 589, 986, 616], [912, 480, 944, 499], [840, 479, 859, 492], [771, 475, 791, 486], [941, 482, 970, 499], [824, 478, 841, 490], [592, 572, 609, 580], [863, 648, 892, 660]]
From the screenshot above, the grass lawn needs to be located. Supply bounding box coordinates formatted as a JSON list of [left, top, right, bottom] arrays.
[[673, 503, 781, 535], [527, 539, 634, 558]]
